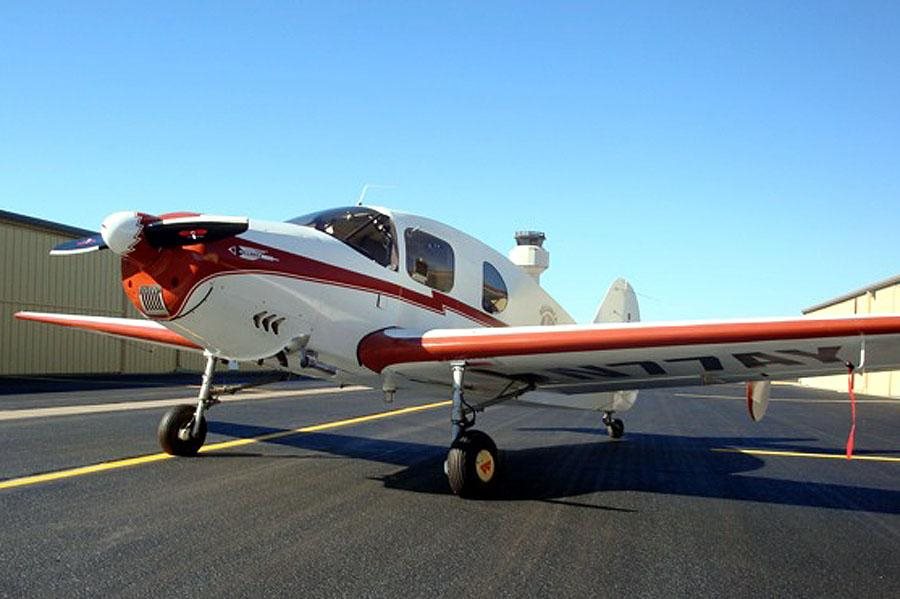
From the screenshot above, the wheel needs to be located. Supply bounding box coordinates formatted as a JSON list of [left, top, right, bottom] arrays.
[[606, 418, 624, 439], [446, 430, 499, 497], [158, 405, 207, 456]]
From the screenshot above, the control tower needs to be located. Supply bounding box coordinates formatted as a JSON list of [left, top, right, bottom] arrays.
[[508, 230, 549, 284]]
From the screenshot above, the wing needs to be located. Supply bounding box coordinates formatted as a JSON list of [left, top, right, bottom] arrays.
[[358, 315, 900, 402], [15, 311, 201, 351]]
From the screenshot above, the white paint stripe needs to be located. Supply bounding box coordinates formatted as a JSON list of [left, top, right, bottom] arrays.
[[0, 385, 371, 421]]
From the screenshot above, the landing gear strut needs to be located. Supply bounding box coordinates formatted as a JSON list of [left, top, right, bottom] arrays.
[[603, 411, 624, 439], [445, 361, 499, 497], [158, 352, 218, 456]]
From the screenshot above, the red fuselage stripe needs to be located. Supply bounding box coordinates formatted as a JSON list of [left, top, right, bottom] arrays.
[[146, 236, 506, 328]]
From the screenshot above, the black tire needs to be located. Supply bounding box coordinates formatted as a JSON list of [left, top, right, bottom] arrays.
[[607, 418, 624, 439], [158, 405, 207, 456], [446, 430, 499, 497]]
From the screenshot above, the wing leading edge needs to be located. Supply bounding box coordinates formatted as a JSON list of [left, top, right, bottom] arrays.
[[358, 315, 900, 394]]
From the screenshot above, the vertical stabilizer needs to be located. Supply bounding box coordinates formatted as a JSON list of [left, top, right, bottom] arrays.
[[592, 278, 640, 413], [593, 278, 640, 323]]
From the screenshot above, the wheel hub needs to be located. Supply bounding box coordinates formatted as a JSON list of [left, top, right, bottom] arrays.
[[475, 449, 495, 482]]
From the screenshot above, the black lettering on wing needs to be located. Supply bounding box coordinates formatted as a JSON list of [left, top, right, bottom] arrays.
[[665, 356, 724, 372], [732, 352, 803, 368]]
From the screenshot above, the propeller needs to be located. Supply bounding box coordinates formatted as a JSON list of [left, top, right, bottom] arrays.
[[143, 216, 249, 247], [49, 235, 107, 256], [50, 212, 249, 258]]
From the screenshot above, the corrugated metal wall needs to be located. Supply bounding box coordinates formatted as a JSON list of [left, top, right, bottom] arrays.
[[800, 283, 900, 397], [1, 218, 203, 376]]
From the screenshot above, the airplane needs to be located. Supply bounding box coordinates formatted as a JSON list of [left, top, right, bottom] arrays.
[[15, 206, 900, 497]]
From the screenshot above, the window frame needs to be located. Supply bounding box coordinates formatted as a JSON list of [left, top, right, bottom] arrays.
[[482, 261, 509, 314], [403, 228, 455, 293], [288, 207, 398, 270]]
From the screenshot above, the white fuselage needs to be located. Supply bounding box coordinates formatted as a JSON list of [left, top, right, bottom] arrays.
[[150, 208, 573, 389]]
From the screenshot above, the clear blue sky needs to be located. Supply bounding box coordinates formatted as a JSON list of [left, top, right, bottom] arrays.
[[2, 2, 898, 322]]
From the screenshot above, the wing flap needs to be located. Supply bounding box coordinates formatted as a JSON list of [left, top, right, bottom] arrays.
[[15, 311, 201, 351]]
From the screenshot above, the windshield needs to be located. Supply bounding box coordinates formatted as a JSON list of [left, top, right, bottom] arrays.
[[289, 207, 397, 269]]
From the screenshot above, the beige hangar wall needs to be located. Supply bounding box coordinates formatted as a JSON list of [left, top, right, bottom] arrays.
[[800, 277, 900, 398], [0, 211, 205, 376]]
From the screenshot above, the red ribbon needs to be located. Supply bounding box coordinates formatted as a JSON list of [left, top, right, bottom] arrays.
[[846, 366, 857, 459]]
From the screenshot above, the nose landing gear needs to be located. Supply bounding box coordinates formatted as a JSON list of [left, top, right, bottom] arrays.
[[156, 352, 291, 457], [157, 352, 218, 456], [603, 411, 624, 439]]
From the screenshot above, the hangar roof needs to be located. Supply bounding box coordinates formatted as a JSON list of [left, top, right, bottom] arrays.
[[0, 209, 95, 238], [803, 274, 900, 314]]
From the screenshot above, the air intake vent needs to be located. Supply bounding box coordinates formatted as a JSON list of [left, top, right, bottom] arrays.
[[252, 311, 286, 335], [139, 285, 169, 316]]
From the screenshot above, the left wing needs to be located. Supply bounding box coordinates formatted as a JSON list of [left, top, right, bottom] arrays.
[[15, 312, 201, 351], [358, 315, 900, 400]]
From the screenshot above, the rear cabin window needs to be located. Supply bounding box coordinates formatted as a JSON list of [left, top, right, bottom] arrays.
[[289, 207, 397, 269], [482, 262, 508, 313], [404, 229, 454, 292]]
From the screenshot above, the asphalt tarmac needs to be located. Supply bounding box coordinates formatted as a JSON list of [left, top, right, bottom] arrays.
[[0, 377, 897, 597]]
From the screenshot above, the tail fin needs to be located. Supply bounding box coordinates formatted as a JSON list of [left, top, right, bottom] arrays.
[[593, 278, 640, 324], [591, 278, 640, 414]]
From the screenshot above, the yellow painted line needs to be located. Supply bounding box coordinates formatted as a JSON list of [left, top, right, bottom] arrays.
[[196, 400, 450, 453], [712, 447, 900, 463], [0, 385, 372, 421], [0, 453, 177, 490], [0, 400, 451, 491]]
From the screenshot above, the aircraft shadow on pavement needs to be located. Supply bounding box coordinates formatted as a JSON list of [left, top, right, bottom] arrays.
[[207, 421, 899, 514]]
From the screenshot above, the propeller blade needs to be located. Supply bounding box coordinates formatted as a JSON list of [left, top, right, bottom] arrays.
[[49, 235, 108, 256], [143, 216, 249, 247]]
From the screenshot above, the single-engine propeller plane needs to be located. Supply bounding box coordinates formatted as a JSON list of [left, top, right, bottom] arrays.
[[15, 206, 900, 496]]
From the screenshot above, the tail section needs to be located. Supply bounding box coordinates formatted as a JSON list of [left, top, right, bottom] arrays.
[[593, 278, 640, 324], [593, 278, 640, 413]]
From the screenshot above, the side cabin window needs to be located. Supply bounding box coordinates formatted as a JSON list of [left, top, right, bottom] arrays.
[[482, 262, 508, 313], [288, 207, 397, 269], [404, 228, 454, 292]]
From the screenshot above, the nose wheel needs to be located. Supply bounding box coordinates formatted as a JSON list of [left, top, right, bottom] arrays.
[[158, 352, 217, 457], [158, 404, 207, 456], [603, 411, 624, 439]]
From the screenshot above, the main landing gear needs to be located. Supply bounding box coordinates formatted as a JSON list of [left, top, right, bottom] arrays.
[[602, 411, 624, 439], [444, 362, 500, 497]]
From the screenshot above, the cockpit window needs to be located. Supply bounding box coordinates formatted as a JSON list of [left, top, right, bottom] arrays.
[[404, 228, 454, 292], [289, 207, 397, 269], [482, 262, 508, 313]]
